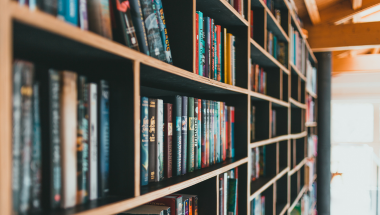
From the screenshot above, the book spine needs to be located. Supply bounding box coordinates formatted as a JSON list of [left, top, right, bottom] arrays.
[[232, 36, 236, 86], [164, 103, 173, 179], [220, 103, 224, 162], [198, 11, 204, 77], [227, 179, 238, 215], [219, 174, 224, 215], [216, 102, 220, 163], [204, 17, 210, 78], [211, 19, 215, 80], [223, 28, 227, 84], [87, 0, 112, 38], [189, 197, 193, 215], [201, 100, 207, 168], [141, 97, 149, 185], [220, 28, 224, 83], [226, 106, 229, 160], [156, 99, 164, 181], [210, 101, 214, 164], [194, 98, 198, 170], [197, 99, 202, 169], [31, 82, 42, 211], [116, 0, 140, 50], [154, 0, 173, 64], [206, 100, 210, 167], [177, 196, 183, 215], [193, 196, 198, 215], [60, 71, 77, 208], [98, 80, 110, 196], [216, 25, 221, 82], [129, 0, 149, 55], [141, 0, 166, 61], [65, 0, 78, 25], [223, 172, 227, 215], [196, 13, 199, 75], [174, 96, 182, 176], [38, 0, 58, 15], [181, 96, 188, 175], [226, 33, 231, 85], [88, 83, 98, 200], [214, 25, 217, 80], [148, 98, 157, 182], [187, 97, 194, 172], [76, 76, 88, 204], [230, 107, 235, 158], [184, 199, 189, 215], [79, 0, 88, 30]]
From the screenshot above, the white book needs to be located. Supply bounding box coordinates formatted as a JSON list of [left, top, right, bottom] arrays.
[[223, 172, 228, 215], [156, 99, 164, 181], [88, 83, 98, 200]]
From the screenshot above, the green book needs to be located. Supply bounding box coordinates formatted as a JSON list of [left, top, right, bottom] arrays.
[[227, 178, 238, 215], [188, 97, 195, 172]]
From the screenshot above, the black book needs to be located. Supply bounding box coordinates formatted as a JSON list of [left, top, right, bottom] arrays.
[[37, 0, 57, 15], [148, 98, 157, 182], [172, 96, 182, 176], [129, 0, 150, 55], [181, 96, 188, 175]]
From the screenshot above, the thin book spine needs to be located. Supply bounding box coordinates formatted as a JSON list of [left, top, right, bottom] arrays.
[[164, 103, 173, 179], [174, 96, 182, 176], [201, 100, 207, 168], [216, 102, 220, 163], [210, 101, 214, 165], [223, 28, 227, 83], [154, 0, 173, 64], [88, 83, 98, 200], [187, 97, 194, 173], [204, 17, 210, 78], [232, 35, 236, 86], [198, 11, 204, 76], [230, 107, 235, 158], [205, 100, 210, 167], [148, 98, 157, 182], [195, 13, 199, 75], [193, 98, 198, 170], [141, 97, 149, 185], [211, 19, 215, 80], [197, 99, 202, 169], [181, 96, 188, 175], [129, 0, 149, 55], [216, 25, 221, 82], [156, 99, 164, 181], [219, 174, 224, 215], [214, 25, 217, 80], [79, 0, 88, 30]]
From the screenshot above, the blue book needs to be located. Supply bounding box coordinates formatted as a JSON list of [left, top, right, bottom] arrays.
[[99, 81, 110, 194], [57, 0, 78, 26], [154, 0, 173, 64], [273, 35, 277, 59], [197, 11, 204, 76], [197, 99, 202, 169], [140, 97, 149, 186]]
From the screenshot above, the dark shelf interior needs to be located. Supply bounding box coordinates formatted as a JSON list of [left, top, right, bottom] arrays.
[[251, 100, 270, 142], [279, 140, 288, 170]]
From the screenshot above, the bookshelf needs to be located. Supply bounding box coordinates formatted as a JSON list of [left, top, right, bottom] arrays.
[[0, 0, 318, 214]]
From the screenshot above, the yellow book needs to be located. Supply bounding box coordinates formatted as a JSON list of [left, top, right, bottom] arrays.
[[224, 28, 227, 84]]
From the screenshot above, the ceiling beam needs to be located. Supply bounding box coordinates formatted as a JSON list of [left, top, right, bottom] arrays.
[[371, 48, 380, 54], [333, 54, 380, 73], [304, 0, 321, 24], [305, 21, 380, 51], [351, 0, 362, 10]]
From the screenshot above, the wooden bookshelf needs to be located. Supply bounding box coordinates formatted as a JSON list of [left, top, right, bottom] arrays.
[[0, 0, 318, 214]]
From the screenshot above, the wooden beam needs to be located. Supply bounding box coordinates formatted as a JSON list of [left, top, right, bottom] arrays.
[[306, 21, 380, 51], [351, 0, 363, 10], [371, 48, 380, 54], [304, 0, 321, 24], [333, 54, 380, 73]]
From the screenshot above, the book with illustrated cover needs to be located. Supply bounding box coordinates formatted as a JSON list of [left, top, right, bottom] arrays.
[[183, 198, 189, 215], [164, 103, 172, 179], [187, 97, 195, 172], [156, 99, 164, 181], [194, 98, 198, 170], [88, 83, 98, 200], [60, 71, 77, 208], [129, 0, 149, 55], [181, 96, 188, 175], [140, 0, 166, 61], [148, 98, 156, 182], [197, 99, 202, 169], [141, 97, 149, 185], [98, 80, 110, 196], [87, 0, 113, 39], [76, 76, 89, 204], [79, 0, 88, 30], [153, 0, 172, 64], [201, 99, 207, 168], [173, 96, 182, 176]]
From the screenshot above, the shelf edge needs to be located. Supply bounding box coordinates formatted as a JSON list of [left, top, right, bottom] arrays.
[[290, 131, 307, 139], [289, 98, 306, 109], [290, 62, 306, 81], [288, 157, 307, 176], [288, 186, 307, 213], [250, 135, 289, 148]]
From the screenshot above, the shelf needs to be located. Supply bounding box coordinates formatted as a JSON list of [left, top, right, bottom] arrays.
[[307, 88, 318, 98], [290, 131, 307, 139], [277, 203, 290, 215], [196, 0, 248, 26], [250, 39, 289, 74], [305, 122, 317, 127], [250, 135, 289, 148], [266, 7, 289, 42], [250, 90, 290, 107], [288, 186, 307, 213], [289, 98, 306, 109], [290, 62, 306, 81], [289, 158, 307, 176], [73, 158, 248, 215], [249, 167, 289, 201]]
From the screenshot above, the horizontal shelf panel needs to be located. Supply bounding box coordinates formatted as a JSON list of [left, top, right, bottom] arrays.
[[249, 167, 289, 201], [250, 135, 289, 148], [250, 39, 289, 74], [251, 0, 265, 8], [266, 9, 289, 42], [288, 186, 307, 213], [290, 63, 306, 81], [277, 203, 290, 215], [307, 88, 318, 98], [305, 122, 317, 127], [196, 0, 249, 26], [288, 157, 307, 176], [289, 98, 306, 109], [250, 91, 289, 107], [290, 131, 307, 139], [75, 157, 248, 215]]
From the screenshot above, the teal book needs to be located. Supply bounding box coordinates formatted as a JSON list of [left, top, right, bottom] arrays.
[[205, 100, 210, 167], [197, 11, 204, 76], [215, 102, 220, 163], [227, 178, 238, 215], [187, 97, 195, 172], [210, 101, 214, 165], [273, 35, 277, 59], [154, 0, 173, 64], [141, 97, 149, 186], [197, 99, 202, 169]]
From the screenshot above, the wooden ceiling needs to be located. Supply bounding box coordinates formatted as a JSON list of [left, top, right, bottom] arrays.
[[294, 0, 345, 19]]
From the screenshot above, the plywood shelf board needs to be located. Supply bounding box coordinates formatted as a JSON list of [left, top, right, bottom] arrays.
[[290, 131, 307, 139], [266, 9, 289, 42], [305, 122, 317, 127], [290, 62, 306, 81], [288, 158, 307, 176], [250, 135, 289, 148], [289, 98, 306, 109], [250, 90, 289, 107]]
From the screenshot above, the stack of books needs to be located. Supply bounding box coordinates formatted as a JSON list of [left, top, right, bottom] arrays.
[[11, 60, 111, 213], [290, 27, 306, 72], [19, 0, 172, 64], [219, 167, 239, 215], [225, 0, 245, 18], [251, 194, 265, 215], [196, 11, 236, 86], [267, 32, 287, 66], [249, 62, 267, 94], [141, 96, 235, 186], [251, 146, 266, 181]]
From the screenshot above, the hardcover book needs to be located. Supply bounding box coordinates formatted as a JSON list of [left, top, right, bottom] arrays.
[[88, 83, 98, 200], [215, 102, 220, 163], [57, 0, 78, 25], [141, 97, 149, 185], [196, 13, 199, 75], [147, 195, 181, 215], [181, 96, 188, 175], [227, 178, 238, 215], [210, 101, 214, 164], [219, 174, 224, 215], [148, 98, 157, 182], [38, 0, 58, 15], [197, 99, 202, 169], [216, 25, 221, 81], [204, 17, 210, 78], [60, 71, 77, 208], [229, 107, 235, 158], [205, 100, 210, 167], [87, 0, 113, 39], [199, 12, 205, 77], [211, 19, 215, 80], [193, 98, 198, 170], [187, 97, 195, 172], [156, 99, 164, 181], [154, 0, 173, 64], [201, 99, 207, 168], [173, 96, 182, 176], [129, 0, 150, 55], [164, 103, 173, 179]]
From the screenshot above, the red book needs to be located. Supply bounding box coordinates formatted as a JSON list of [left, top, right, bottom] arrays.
[[196, 13, 199, 75], [146, 195, 180, 215], [216, 25, 221, 81], [164, 103, 173, 179], [250, 10, 254, 38], [255, 64, 259, 92], [234, 0, 241, 14]]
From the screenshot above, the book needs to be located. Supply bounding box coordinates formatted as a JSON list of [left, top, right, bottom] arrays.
[[206, 100, 210, 167], [220, 103, 225, 162], [38, 0, 58, 15], [121, 205, 170, 214], [88, 83, 98, 200], [223, 28, 227, 84], [196, 13, 199, 75], [129, 0, 150, 55], [78, 0, 88, 30], [148, 98, 157, 182], [57, 0, 78, 25], [141, 97, 149, 186], [194, 98, 199, 170], [204, 17, 210, 78], [227, 178, 238, 215], [76, 76, 89, 204], [231, 35, 236, 86], [226, 33, 232, 85], [216, 102, 220, 163], [210, 101, 214, 165], [60, 71, 77, 208], [147, 195, 182, 215], [183, 198, 189, 215], [201, 99, 207, 168], [251, 106, 255, 141], [219, 174, 224, 215], [153, 0, 173, 64], [216, 25, 221, 81], [211, 20, 215, 80], [140, 0, 166, 61], [223, 172, 227, 215], [173, 96, 182, 176], [229, 107, 235, 158], [181, 96, 188, 175], [164, 103, 173, 179], [197, 11, 204, 76], [187, 97, 195, 172], [87, 0, 113, 39], [98, 80, 110, 196], [197, 99, 202, 169], [156, 99, 164, 181]]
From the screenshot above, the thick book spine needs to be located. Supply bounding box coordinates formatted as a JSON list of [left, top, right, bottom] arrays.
[[216, 102, 220, 163], [141, 97, 149, 185], [148, 98, 157, 182], [230, 107, 235, 158], [227, 179, 238, 215], [31, 83, 42, 211], [181, 96, 188, 175], [129, 0, 149, 55], [164, 103, 173, 179], [88, 84, 98, 200], [204, 17, 210, 78], [115, 0, 140, 50], [196, 13, 199, 75], [57, 0, 78, 25], [156, 99, 164, 181], [173, 96, 182, 176], [87, 0, 113, 39], [98, 80, 110, 195], [154, 0, 173, 64], [210, 101, 214, 165], [187, 97, 194, 172], [60, 71, 77, 208], [193, 98, 198, 170], [140, 0, 166, 61], [199, 12, 205, 77], [76, 76, 89, 204], [197, 99, 202, 169], [205, 100, 210, 167], [201, 100, 207, 168]]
